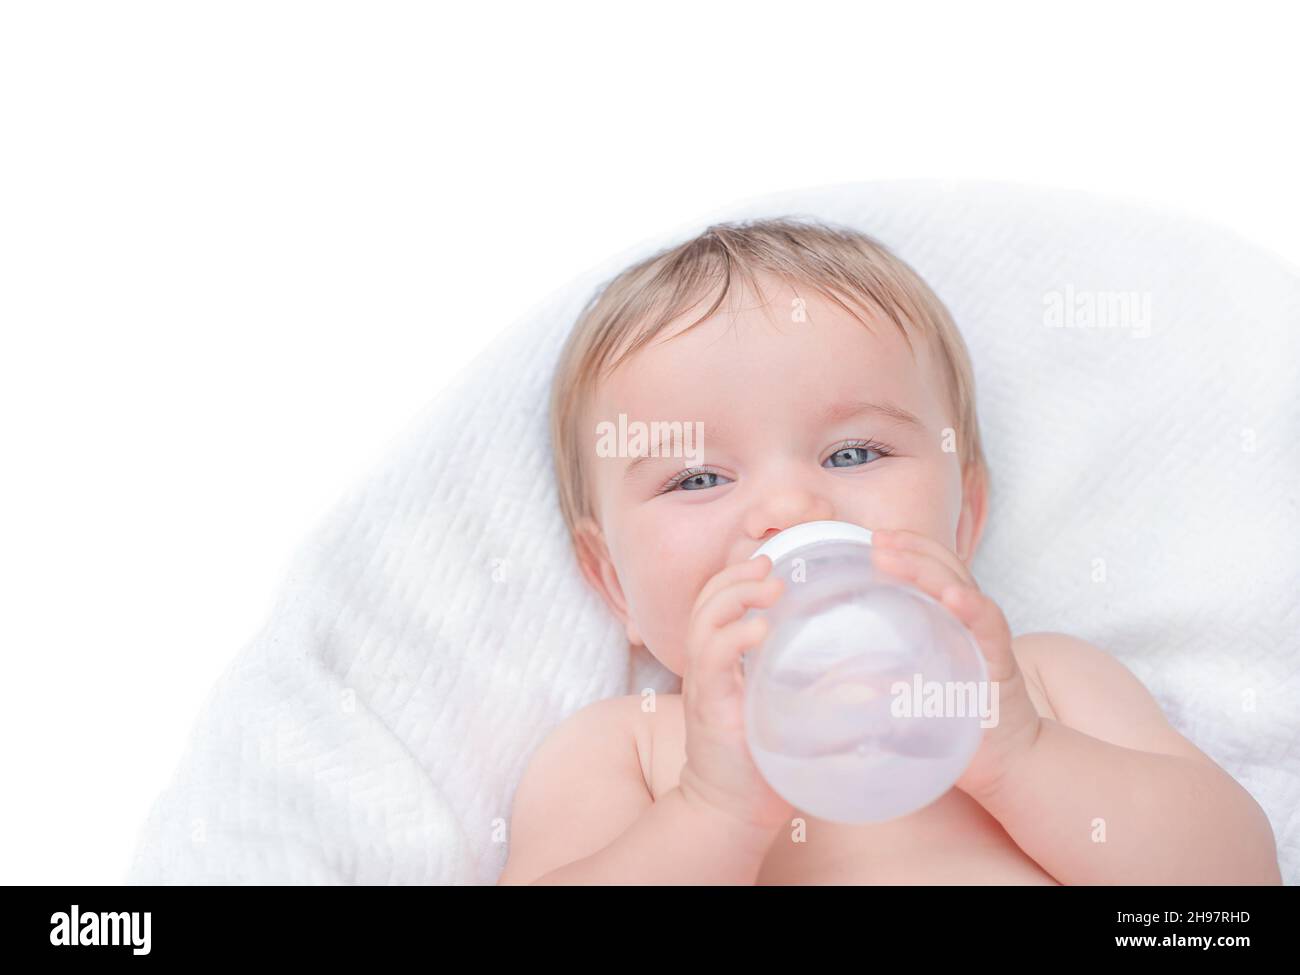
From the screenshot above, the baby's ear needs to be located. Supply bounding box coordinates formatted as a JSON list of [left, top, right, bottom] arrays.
[[572, 516, 642, 645], [955, 463, 990, 565]]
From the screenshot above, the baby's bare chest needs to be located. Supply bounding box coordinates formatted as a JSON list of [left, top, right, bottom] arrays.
[[645, 697, 1058, 885]]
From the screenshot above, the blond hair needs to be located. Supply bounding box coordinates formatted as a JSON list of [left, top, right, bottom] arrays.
[[548, 216, 987, 543]]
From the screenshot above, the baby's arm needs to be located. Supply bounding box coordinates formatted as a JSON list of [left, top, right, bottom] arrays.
[[970, 632, 1281, 885], [496, 695, 777, 885]]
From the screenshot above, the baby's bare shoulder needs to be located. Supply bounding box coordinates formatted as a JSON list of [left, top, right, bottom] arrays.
[[1010, 631, 1214, 763], [1012, 630, 1137, 694], [1012, 630, 1140, 715], [553, 693, 652, 768], [497, 694, 655, 884]]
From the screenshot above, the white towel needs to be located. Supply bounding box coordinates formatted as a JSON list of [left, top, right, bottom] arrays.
[[126, 180, 1300, 884]]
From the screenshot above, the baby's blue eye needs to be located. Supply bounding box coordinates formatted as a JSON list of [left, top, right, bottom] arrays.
[[659, 443, 891, 495], [673, 470, 728, 491], [824, 443, 887, 468]]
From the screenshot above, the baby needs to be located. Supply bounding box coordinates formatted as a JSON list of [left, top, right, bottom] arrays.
[[497, 218, 1281, 885]]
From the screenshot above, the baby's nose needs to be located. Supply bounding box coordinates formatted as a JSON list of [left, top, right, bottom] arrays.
[[747, 488, 835, 542]]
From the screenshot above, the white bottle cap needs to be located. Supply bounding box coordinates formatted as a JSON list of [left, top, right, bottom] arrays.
[[750, 519, 874, 564]]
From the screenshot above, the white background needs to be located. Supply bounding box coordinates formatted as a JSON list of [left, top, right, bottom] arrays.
[[1, 1, 1296, 884]]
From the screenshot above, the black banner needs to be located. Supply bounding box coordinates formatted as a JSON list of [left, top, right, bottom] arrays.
[[2, 885, 1290, 963]]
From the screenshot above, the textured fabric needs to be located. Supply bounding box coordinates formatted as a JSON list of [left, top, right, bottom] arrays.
[[125, 180, 1300, 884]]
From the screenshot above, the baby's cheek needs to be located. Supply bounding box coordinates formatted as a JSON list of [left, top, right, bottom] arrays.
[[884, 459, 961, 535], [621, 524, 714, 675], [639, 563, 701, 670]]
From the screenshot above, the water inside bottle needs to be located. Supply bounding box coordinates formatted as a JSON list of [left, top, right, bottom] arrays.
[[749, 588, 961, 761]]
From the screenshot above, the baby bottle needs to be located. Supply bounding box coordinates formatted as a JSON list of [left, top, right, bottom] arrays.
[[741, 520, 989, 823]]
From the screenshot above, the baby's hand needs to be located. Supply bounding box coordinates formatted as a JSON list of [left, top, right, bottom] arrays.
[[677, 555, 794, 834], [869, 529, 1043, 799]]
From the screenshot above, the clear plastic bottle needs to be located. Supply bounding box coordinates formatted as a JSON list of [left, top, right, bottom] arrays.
[[742, 520, 989, 823]]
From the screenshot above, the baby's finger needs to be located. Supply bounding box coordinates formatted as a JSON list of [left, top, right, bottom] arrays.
[[691, 556, 773, 618], [872, 529, 978, 589], [687, 614, 770, 710], [690, 576, 783, 646], [940, 585, 1016, 679], [871, 546, 964, 601]]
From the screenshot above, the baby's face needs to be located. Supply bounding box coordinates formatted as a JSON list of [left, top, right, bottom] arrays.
[[579, 275, 986, 677]]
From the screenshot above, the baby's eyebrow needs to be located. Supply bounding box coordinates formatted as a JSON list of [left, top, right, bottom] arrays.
[[820, 399, 926, 431]]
